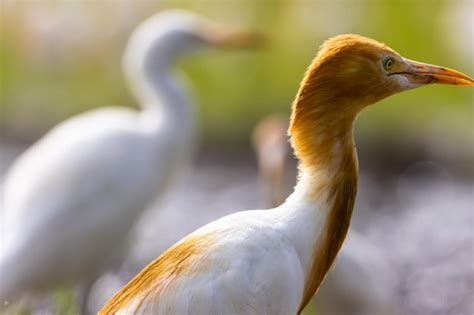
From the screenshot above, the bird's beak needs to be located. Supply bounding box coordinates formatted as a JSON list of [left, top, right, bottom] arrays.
[[203, 27, 264, 48], [402, 58, 474, 86]]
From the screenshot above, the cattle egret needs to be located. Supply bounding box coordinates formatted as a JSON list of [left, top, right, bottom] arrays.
[[0, 10, 260, 313], [100, 34, 473, 315]]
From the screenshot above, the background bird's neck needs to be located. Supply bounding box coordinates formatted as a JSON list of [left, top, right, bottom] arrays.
[[126, 59, 196, 138], [286, 93, 359, 313]]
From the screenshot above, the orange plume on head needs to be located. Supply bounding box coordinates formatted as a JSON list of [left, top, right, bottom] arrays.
[[291, 35, 397, 133], [289, 34, 473, 172]]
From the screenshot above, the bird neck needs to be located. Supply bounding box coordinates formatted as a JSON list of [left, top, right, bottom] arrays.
[[285, 80, 359, 313], [126, 59, 196, 137]]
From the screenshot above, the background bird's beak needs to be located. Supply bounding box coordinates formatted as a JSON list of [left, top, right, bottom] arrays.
[[203, 27, 264, 48], [402, 58, 474, 86]]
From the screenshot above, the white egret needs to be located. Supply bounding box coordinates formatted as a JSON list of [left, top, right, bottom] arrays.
[[0, 10, 260, 313], [100, 35, 473, 314], [100, 35, 474, 315]]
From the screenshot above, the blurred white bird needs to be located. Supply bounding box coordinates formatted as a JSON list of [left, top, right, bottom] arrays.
[[251, 114, 398, 315], [0, 10, 259, 313]]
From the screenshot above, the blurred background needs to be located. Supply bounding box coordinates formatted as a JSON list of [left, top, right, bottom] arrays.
[[0, 1, 472, 314]]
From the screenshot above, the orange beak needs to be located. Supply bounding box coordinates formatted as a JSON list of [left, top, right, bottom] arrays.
[[202, 27, 264, 49], [402, 58, 474, 86]]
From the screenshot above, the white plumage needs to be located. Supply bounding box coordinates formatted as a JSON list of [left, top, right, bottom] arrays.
[[114, 195, 329, 315], [0, 10, 258, 312]]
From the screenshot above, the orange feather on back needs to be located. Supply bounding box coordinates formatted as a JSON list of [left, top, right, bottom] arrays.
[[99, 233, 214, 314]]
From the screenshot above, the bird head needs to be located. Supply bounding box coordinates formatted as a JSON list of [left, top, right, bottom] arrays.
[[299, 34, 473, 113], [122, 10, 263, 105], [124, 10, 262, 68], [289, 34, 472, 169]]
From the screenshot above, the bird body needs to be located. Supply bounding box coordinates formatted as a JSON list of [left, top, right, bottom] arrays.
[[0, 10, 259, 311], [101, 194, 337, 315], [101, 34, 473, 314]]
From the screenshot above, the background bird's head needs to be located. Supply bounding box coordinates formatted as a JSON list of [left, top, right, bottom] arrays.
[[121, 9, 263, 106], [123, 10, 262, 70], [297, 34, 473, 116]]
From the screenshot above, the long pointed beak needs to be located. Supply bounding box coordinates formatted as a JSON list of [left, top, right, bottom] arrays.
[[203, 27, 264, 48], [403, 58, 474, 86]]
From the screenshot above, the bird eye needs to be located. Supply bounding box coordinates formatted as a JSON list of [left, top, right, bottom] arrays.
[[383, 57, 395, 71]]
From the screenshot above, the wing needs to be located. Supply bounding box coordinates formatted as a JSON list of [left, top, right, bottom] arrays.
[[100, 211, 305, 315]]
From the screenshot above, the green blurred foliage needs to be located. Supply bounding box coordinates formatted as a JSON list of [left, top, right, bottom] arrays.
[[52, 287, 78, 315], [0, 0, 472, 147]]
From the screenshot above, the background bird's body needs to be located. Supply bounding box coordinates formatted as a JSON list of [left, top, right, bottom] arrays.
[[0, 105, 192, 301]]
